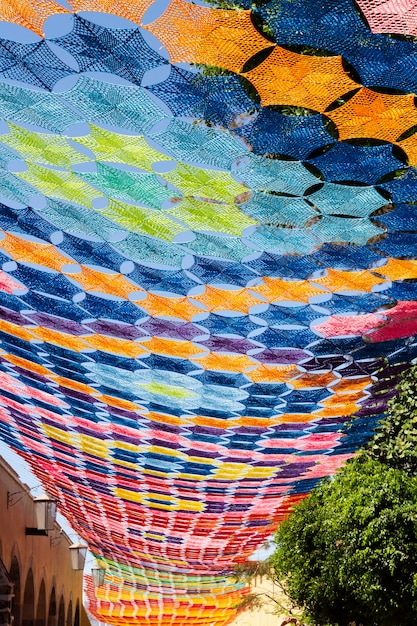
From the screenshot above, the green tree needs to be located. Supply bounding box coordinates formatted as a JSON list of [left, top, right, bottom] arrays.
[[270, 364, 417, 625], [367, 367, 417, 474], [271, 455, 417, 626]]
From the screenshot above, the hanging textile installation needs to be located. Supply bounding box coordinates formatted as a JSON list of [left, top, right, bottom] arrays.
[[0, 0, 416, 623]]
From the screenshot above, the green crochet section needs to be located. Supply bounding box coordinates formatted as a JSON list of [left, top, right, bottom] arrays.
[[71, 125, 173, 172], [78, 162, 176, 209], [166, 197, 256, 236], [2, 123, 90, 168], [161, 162, 247, 204], [17, 163, 101, 206], [99, 198, 183, 241]]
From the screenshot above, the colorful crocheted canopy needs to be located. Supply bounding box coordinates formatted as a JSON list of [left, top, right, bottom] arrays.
[[0, 0, 416, 624]]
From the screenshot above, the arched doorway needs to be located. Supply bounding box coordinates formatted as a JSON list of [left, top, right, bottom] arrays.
[[47, 588, 56, 626], [66, 601, 72, 626], [0, 558, 14, 626], [57, 597, 64, 626], [73, 602, 79, 626], [35, 580, 46, 626], [22, 569, 34, 626], [9, 556, 21, 626]]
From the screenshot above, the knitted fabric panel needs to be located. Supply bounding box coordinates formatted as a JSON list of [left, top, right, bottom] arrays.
[[147, 0, 272, 72], [355, 0, 417, 36]]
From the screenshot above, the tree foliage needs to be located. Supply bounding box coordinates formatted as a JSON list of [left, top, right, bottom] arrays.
[[367, 367, 417, 474], [271, 365, 417, 626]]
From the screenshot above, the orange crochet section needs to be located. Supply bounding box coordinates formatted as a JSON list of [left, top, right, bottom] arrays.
[[136, 293, 202, 321], [327, 88, 417, 142], [0, 0, 69, 36], [311, 268, 386, 293], [146, 0, 272, 72], [191, 286, 262, 313], [374, 257, 417, 281], [193, 352, 255, 372], [62, 266, 144, 300], [67, 0, 154, 25], [0, 232, 76, 272], [243, 47, 358, 112], [250, 277, 326, 302]]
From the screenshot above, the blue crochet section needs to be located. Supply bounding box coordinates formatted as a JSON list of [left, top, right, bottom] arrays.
[[377, 204, 417, 232], [232, 154, 319, 195], [184, 232, 254, 262], [0, 39, 72, 90], [37, 198, 126, 242], [0, 81, 83, 131], [150, 118, 249, 169], [247, 251, 320, 278], [52, 15, 167, 86], [189, 256, 257, 287], [239, 191, 317, 227], [256, 303, 324, 326], [63, 76, 167, 133], [310, 242, 383, 270], [147, 67, 257, 127], [381, 168, 417, 203], [235, 107, 335, 160], [307, 183, 387, 218], [257, 0, 417, 94], [307, 142, 404, 185], [374, 232, 417, 258], [321, 292, 395, 315]]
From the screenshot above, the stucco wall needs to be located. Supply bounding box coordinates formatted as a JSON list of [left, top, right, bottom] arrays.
[[0, 455, 89, 626]]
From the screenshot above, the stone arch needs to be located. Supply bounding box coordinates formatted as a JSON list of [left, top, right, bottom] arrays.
[[66, 600, 72, 626], [57, 596, 65, 626], [35, 579, 47, 626], [73, 602, 79, 626], [9, 555, 21, 626], [22, 569, 35, 626], [47, 587, 56, 626]]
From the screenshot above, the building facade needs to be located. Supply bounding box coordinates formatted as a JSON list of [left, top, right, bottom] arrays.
[[0, 456, 90, 626]]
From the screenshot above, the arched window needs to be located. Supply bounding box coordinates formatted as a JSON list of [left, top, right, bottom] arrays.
[[0, 557, 14, 626], [66, 601, 72, 626], [9, 556, 20, 626], [57, 597, 65, 626], [35, 580, 46, 626], [22, 569, 34, 626], [47, 588, 56, 626], [73, 602, 79, 626]]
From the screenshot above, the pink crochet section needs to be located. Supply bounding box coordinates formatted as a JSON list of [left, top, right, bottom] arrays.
[[355, 0, 417, 36]]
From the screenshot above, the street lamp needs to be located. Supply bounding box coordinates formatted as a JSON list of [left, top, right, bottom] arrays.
[[91, 563, 106, 587], [25, 493, 57, 536], [34, 493, 57, 531], [69, 543, 87, 570]]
